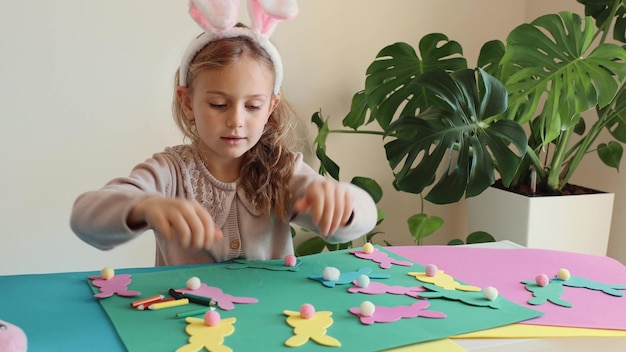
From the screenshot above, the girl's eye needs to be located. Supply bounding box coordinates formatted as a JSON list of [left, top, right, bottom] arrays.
[[246, 105, 261, 110], [210, 103, 226, 109]]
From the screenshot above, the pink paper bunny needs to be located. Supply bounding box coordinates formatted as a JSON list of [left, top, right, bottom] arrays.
[[349, 301, 446, 325], [348, 280, 424, 298], [350, 248, 414, 269], [88, 274, 141, 299], [178, 283, 258, 310]]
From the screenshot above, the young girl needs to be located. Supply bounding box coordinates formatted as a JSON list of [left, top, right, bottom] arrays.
[[70, 0, 377, 266]]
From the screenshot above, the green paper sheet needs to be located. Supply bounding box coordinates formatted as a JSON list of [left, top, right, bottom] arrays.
[[92, 247, 542, 351]]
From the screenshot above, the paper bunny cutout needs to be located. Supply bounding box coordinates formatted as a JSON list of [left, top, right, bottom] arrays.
[[180, 0, 299, 93]]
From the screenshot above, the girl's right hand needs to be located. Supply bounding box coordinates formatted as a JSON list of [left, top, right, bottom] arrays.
[[127, 195, 223, 250]]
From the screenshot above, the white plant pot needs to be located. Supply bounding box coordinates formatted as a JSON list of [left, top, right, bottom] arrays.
[[467, 186, 614, 256]]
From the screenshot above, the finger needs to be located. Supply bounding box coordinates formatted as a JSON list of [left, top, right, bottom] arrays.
[[149, 213, 174, 242], [327, 187, 347, 236], [209, 226, 224, 249], [292, 197, 310, 214], [169, 210, 193, 249], [340, 190, 354, 226]]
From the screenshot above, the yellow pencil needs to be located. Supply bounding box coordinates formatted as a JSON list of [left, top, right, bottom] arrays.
[[148, 298, 189, 310]]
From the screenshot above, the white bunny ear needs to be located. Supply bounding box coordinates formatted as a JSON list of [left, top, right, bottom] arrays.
[[248, 0, 298, 36], [189, 0, 241, 32]]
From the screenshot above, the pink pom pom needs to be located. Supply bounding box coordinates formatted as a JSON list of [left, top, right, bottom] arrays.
[[536, 274, 549, 287], [284, 254, 297, 267], [300, 303, 315, 319], [204, 310, 221, 326], [425, 264, 438, 277]]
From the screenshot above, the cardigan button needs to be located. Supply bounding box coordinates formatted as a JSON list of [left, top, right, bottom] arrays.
[[230, 240, 240, 250]]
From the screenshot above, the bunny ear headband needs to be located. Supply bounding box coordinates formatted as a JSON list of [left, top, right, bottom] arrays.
[[179, 0, 299, 94]]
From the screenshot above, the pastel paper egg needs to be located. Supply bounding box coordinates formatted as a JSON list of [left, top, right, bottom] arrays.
[[323, 267, 340, 281], [101, 267, 115, 280], [204, 310, 221, 326], [300, 303, 315, 319], [284, 254, 297, 267], [360, 301, 375, 317], [536, 274, 549, 287], [557, 268, 571, 281], [187, 276, 202, 290], [483, 286, 499, 301], [362, 242, 374, 254], [356, 274, 370, 288], [425, 264, 438, 277]]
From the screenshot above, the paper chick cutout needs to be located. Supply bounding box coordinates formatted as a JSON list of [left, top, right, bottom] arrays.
[[419, 284, 502, 309], [176, 316, 236, 352], [348, 300, 446, 325], [349, 248, 413, 269], [88, 274, 141, 299], [178, 283, 258, 311], [348, 280, 424, 298], [226, 258, 302, 271], [558, 276, 626, 297], [309, 267, 390, 288], [283, 309, 341, 347], [407, 270, 480, 292], [521, 280, 573, 308]]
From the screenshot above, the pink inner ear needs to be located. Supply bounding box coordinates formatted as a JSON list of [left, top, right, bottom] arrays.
[[249, 0, 280, 35], [190, 2, 216, 31]]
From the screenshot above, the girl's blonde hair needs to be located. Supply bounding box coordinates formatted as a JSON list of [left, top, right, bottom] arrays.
[[172, 34, 297, 221]]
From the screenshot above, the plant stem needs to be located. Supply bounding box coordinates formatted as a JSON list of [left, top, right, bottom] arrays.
[[327, 129, 385, 136], [547, 127, 574, 190]]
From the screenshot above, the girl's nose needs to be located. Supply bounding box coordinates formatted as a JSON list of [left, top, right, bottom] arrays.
[[225, 108, 244, 128]]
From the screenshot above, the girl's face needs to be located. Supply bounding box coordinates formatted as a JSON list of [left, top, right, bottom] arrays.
[[178, 54, 280, 179]]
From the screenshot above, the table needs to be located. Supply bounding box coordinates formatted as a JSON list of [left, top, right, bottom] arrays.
[[1, 243, 625, 351]]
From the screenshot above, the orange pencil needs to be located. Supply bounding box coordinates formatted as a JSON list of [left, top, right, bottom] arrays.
[[130, 295, 164, 308]]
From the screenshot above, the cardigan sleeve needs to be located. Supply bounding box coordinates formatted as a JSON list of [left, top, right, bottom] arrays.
[[69, 153, 179, 250], [289, 153, 378, 244]]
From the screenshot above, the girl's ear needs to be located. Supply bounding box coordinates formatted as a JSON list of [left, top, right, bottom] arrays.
[[177, 86, 194, 121], [269, 93, 281, 114]]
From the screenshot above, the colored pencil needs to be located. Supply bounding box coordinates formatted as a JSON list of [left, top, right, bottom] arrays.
[[130, 295, 165, 308], [175, 307, 214, 319], [148, 298, 189, 310]]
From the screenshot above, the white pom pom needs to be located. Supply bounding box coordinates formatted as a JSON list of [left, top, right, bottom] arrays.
[[362, 242, 374, 254], [187, 276, 201, 290], [360, 301, 375, 317], [483, 286, 499, 301], [356, 274, 370, 288], [323, 267, 341, 281]]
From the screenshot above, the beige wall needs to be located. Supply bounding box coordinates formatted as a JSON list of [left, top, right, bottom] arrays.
[[0, 0, 622, 275]]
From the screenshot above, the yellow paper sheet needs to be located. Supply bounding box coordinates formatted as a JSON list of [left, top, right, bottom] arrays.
[[453, 323, 626, 338], [386, 338, 465, 352]]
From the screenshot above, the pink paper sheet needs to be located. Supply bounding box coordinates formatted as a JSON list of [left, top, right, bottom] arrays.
[[388, 246, 626, 330]]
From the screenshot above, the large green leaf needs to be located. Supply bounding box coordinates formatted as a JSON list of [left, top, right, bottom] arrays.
[[501, 11, 626, 145], [384, 68, 527, 204], [350, 176, 383, 203], [407, 213, 444, 245], [356, 35, 467, 130], [311, 111, 340, 180], [577, 0, 626, 43]]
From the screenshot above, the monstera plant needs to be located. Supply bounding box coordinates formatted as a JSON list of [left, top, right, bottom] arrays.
[[305, 0, 626, 250]]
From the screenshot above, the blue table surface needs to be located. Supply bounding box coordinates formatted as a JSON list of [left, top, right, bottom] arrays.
[[0, 266, 192, 352]]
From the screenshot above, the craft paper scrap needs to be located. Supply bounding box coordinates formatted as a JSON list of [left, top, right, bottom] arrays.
[[390, 245, 626, 330]]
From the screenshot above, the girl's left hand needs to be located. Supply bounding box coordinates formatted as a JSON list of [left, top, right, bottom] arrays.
[[293, 180, 354, 237]]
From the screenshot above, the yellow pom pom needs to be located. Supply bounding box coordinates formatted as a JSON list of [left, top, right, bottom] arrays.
[[557, 268, 571, 281], [101, 267, 115, 280], [362, 242, 374, 254]]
